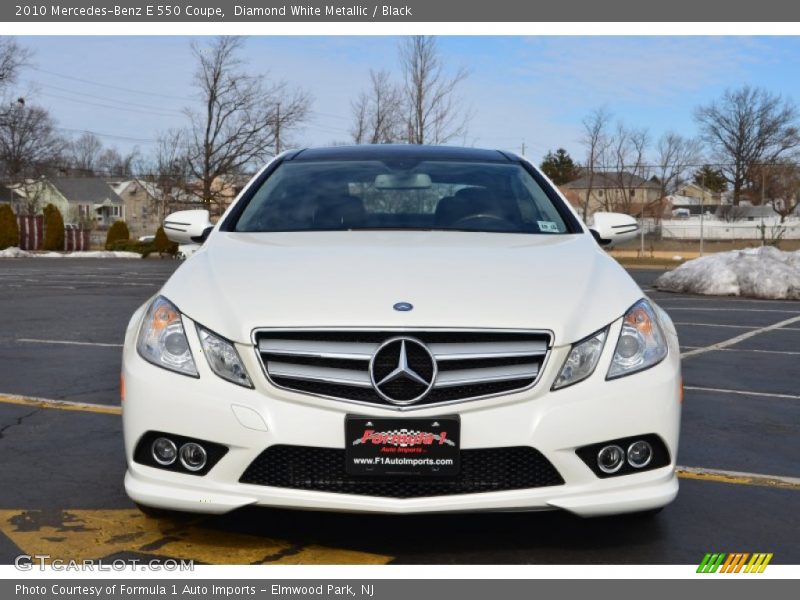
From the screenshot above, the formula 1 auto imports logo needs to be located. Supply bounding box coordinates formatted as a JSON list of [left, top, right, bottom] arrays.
[[352, 428, 455, 447], [696, 552, 773, 573]]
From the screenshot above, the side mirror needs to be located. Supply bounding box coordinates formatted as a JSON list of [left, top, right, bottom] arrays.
[[589, 212, 639, 249], [163, 210, 213, 245]]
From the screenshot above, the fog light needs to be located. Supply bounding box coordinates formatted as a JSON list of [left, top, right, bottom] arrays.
[[597, 445, 625, 474], [627, 440, 653, 468], [179, 442, 207, 472], [151, 437, 177, 466]]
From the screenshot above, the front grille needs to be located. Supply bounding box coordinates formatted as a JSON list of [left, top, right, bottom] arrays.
[[240, 445, 564, 498], [256, 329, 551, 407]]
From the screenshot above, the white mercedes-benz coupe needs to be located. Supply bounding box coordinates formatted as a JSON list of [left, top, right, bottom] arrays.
[[122, 145, 681, 518]]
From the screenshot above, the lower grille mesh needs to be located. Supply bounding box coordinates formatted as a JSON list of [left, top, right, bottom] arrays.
[[240, 445, 564, 498]]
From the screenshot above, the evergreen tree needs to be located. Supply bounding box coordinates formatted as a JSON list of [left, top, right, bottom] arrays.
[[540, 148, 579, 185], [693, 165, 727, 193], [43, 204, 65, 251], [0, 204, 19, 250], [105, 220, 130, 250], [153, 226, 177, 257]]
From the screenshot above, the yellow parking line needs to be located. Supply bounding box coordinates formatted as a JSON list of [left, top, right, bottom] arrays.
[[677, 466, 800, 491], [0, 509, 391, 565], [0, 393, 121, 415]]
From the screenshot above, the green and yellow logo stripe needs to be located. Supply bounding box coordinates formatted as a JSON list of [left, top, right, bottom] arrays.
[[697, 552, 773, 573]]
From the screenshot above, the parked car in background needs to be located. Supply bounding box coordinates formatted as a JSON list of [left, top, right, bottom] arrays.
[[123, 145, 679, 519]]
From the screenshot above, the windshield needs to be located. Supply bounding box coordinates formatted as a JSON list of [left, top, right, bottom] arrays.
[[233, 160, 571, 234]]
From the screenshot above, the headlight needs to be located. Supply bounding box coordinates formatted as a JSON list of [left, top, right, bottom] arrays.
[[197, 325, 252, 388], [552, 328, 607, 390], [607, 299, 668, 379], [136, 296, 198, 377]]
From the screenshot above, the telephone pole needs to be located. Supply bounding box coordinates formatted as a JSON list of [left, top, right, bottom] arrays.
[[274, 102, 281, 155]]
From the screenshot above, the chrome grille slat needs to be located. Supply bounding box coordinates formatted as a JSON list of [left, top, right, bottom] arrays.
[[429, 340, 547, 359], [255, 329, 551, 408], [259, 339, 377, 360], [434, 364, 540, 388], [267, 361, 372, 388]]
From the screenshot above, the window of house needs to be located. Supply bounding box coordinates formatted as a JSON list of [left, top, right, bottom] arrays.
[[598, 190, 604, 197], [630, 189, 636, 198]]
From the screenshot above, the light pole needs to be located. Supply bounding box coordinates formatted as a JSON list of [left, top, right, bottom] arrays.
[[699, 170, 705, 256]]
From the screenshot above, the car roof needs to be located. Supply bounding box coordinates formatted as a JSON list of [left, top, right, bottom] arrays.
[[290, 144, 515, 163]]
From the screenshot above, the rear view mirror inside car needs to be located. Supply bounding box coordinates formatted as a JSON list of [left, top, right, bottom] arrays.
[[374, 173, 432, 189]]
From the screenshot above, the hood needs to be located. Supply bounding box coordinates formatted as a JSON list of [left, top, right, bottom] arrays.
[[161, 231, 643, 346]]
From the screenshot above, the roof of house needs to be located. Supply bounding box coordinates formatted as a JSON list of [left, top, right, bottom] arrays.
[[562, 172, 661, 190], [110, 178, 160, 199], [51, 177, 124, 206]]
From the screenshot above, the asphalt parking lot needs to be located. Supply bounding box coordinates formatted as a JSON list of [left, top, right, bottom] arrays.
[[0, 258, 798, 565]]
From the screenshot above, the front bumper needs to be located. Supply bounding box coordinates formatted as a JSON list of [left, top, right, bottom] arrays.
[[122, 313, 681, 518]]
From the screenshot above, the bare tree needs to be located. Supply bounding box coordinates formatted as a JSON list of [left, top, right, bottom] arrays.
[[97, 146, 139, 177], [146, 129, 191, 220], [0, 38, 30, 88], [350, 69, 404, 144], [0, 103, 66, 214], [184, 36, 311, 213], [399, 36, 470, 145], [578, 107, 612, 220], [609, 123, 650, 214], [0, 38, 31, 124], [0, 103, 64, 177], [654, 132, 701, 201], [68, 132, 103, 175], [695, 85, 800, 205], [748, 161, 800, 223]]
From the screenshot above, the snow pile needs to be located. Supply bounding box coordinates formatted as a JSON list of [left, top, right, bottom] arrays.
[[655, 246, 800, 300], [40, 251, 141, 259], [0, 247, 33, 258], [0, 247, 141, 259]]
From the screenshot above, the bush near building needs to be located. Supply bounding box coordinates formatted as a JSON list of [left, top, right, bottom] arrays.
[[153, 226, 178, 257], [43, 204, 65, 251], [105, 220, 130, 250], [0, 204, 20, 249]]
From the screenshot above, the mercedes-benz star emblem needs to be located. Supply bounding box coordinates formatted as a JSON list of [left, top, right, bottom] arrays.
[[369, 337, 437, 405]]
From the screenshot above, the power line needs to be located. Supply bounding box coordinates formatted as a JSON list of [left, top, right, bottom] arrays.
[[38, 91, 183, 119], [26, 80, 185, 115], [54, 126, 158, 144], [30, 67, 194, 102]]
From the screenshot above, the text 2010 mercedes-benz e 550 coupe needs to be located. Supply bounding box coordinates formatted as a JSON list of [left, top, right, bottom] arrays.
[[122, 145, 681, 517]]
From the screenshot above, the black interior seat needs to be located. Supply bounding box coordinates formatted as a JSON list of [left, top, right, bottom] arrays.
[[313, 195, 366, 229], [434, 187, 519, 227]]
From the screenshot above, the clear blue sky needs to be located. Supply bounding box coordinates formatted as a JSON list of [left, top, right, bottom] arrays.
[[15, 36, 800, 166]]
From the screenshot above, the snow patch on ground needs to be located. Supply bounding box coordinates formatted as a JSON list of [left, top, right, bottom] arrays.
[[41, 250, 141, 259], [655, 246, 800, 300], [0, 247, 33, 258], [0, 247, 141, 259]]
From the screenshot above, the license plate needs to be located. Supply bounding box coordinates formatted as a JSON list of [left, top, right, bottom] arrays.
[[345, 416, 460, 477]]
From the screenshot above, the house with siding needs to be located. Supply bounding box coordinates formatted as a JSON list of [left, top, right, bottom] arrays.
[[49, 177, 125, 228], [110, 179, 162, 239], [560, 172, 663, 215]]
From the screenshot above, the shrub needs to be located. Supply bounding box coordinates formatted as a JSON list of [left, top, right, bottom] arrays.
[[153, 226, 178, 257], [105, 220, 130, 250], [43, 204, 65, 251], [0, 204, 19, 250]]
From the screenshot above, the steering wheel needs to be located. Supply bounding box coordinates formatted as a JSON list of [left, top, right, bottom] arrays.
[[451, 214, 517, 230]]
